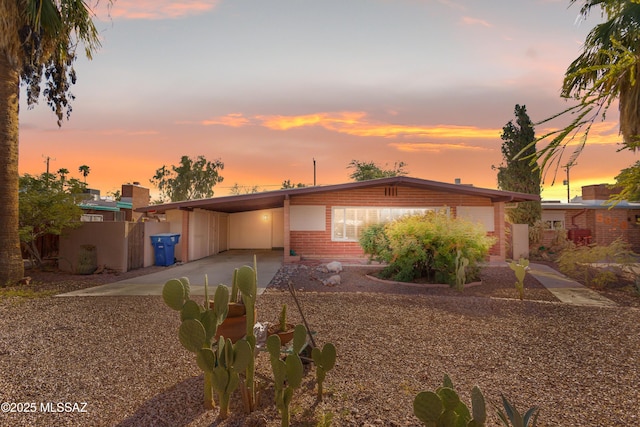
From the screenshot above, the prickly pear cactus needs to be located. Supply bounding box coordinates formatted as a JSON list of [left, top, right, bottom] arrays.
[[413, 374, 486, 427], [311, 342, 337, 401], [162, 276, 233, 412], [292, 324, 307, 354], [234, 261, 259, 413], [267, 331, 305, 427]]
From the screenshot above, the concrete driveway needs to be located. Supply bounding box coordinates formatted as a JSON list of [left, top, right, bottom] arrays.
[[58, 249, 283, 297]]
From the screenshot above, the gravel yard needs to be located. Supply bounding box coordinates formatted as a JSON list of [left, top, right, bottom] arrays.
[[0, 264, 639, 426]]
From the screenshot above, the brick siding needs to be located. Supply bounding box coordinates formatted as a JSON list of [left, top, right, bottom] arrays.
[[287, 185, 502, 260]]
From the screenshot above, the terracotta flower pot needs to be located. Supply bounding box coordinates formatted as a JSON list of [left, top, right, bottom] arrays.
[[209, 301, 255, 343], [267, 323, 296, 345]]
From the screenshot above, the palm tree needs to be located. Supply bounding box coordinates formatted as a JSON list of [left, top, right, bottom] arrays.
[[537, 1, 640, 171], [78, 164, 90, 183], [0, 1, 105, 283], [57, 167, 69, 183]]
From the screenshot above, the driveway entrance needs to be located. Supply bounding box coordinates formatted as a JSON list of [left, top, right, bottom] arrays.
[[58, 249, 283, 297]]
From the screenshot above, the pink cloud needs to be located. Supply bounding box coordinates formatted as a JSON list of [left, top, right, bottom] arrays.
[[102, 0, 219, 20], [461, 16, 492, 28], [201, 113, 251, 127]]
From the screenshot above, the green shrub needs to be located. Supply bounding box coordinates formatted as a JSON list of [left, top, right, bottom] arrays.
[[556, 239, 636, 288], [359, 222, 391, 264], [360, 212, 496, 285]]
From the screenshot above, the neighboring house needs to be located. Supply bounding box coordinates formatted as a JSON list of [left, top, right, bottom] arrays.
[[541, 184, 640, 251], [136, 176, 539, 264], [53, 183, 153, 273], [78, 183, 150, 222]]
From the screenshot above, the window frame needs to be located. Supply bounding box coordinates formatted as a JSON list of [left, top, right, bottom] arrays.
[[331, 206, 449, 242]]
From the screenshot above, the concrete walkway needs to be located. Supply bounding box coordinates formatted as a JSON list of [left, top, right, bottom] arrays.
[[528, 263, 617, 307], [57, 249, 283, 297]]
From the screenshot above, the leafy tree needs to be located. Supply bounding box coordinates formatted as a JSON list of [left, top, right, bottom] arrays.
[[229, 183, 260, 195], [281, 179, 306, 189], [19, 172, 85, 267], [610, 161, 640, 203], [347, 160, 408, 181], [78, 164, 90, 183], [0, 1, 105, 283], [535, 1, 640, 175], [107, 189, 121, 201], [494, 105, 541, 226], [150, 155, 224, 202]]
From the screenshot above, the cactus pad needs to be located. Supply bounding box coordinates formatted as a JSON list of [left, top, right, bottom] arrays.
[[179, 318, 207, 353], [413, 391, 443, 424], [162, 279, 186, 311]]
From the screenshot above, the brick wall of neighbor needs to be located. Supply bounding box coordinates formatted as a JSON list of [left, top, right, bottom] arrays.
[[288, 185, 501, 260], [122, 183, 150, 221], [543, 208, 640, 252], [590, 209, 640, 251]]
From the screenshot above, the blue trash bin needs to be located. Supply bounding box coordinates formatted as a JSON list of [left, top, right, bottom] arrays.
[[150, 233, 181, 266]]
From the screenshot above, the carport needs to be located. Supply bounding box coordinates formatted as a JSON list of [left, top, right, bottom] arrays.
[[137, 191, 290, 265]]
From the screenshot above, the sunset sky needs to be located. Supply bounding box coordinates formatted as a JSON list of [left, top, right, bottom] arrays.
[[17, 0, 640, 202]]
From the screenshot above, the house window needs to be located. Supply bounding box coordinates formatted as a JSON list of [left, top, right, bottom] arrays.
[[331, 207, 448, 242], [542, 211, 566, 230]]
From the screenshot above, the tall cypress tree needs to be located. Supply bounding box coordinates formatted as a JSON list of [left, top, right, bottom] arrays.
[[495, 104, 542, 226]]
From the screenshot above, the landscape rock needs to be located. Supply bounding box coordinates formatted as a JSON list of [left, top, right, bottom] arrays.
[[326, 261, 343, 273], [322, 274, 341, 287]]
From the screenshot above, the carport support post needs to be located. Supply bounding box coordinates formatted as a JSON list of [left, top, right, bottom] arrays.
[[494, 202, 506, 262], [181, 209, 190, 263], [283, 196, 291, 262]]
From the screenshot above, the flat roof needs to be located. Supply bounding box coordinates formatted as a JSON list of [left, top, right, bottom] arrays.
[[136, 176, 540, 214]]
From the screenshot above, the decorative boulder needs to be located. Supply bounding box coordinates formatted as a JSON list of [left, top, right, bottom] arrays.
[[322, 275, 341, 287], [326, 261, 343, 273]]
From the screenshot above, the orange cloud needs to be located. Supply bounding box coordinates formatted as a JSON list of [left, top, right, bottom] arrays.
[[539, 120, 623, 147], [99, 129, 159, 136], [201, 113, 250, 127], [389, 142, 493, 153], [256, 112, 501, 139], [256, 112, 366, 131], [101, 0, 219, 20]]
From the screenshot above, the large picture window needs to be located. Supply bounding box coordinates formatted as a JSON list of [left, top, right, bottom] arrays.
[[331, 207, 448, 242]]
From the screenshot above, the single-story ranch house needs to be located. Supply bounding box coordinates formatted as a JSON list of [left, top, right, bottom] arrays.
[[136, 176, 539, 264]]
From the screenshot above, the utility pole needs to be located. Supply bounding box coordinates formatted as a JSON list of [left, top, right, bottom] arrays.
[[313, 158, 316, 186], [43, 155, 55, 187], [563, 162, 576, 203], [43, 155, 54, 175]]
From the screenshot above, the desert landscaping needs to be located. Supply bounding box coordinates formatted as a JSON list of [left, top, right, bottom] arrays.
[[0, 263, 639, 426]]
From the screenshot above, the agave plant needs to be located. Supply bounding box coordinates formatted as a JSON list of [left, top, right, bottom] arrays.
[[496, 395, 539, 427]]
